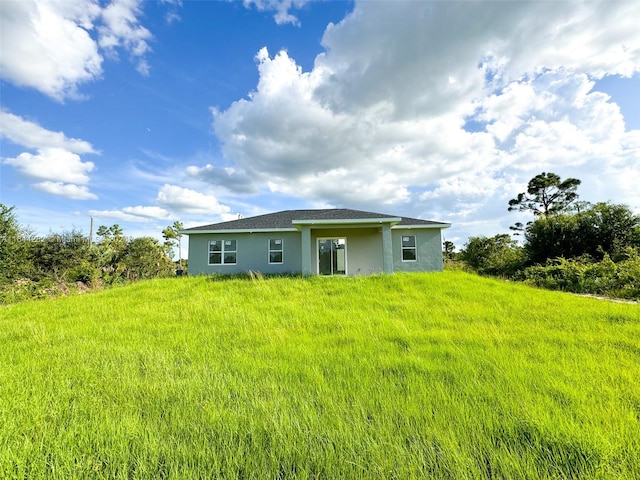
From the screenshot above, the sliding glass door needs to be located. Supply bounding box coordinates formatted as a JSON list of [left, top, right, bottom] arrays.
[[318, 238, 347, 275]]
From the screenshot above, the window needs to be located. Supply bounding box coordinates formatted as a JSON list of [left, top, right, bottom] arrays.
[[269, 238, 283, 264], [209, 239, 237, 265], [401, 235, 417, 262]]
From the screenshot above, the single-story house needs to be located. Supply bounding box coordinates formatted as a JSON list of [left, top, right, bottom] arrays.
[[181, 209, 450, 276]]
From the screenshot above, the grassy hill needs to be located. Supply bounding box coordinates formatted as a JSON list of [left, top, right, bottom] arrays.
[[1, 271, 639, 479]]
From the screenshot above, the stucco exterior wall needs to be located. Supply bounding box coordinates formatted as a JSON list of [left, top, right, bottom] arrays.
[[187, 227, 444, 276], [187, 231, 302, 275], [309, 227, 384, 275], [391, 228, 444, 272]]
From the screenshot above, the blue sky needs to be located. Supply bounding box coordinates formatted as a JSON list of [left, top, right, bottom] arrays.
[[1, 0, 639, 255]]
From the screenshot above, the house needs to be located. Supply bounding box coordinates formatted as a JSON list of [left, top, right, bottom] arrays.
[[181, 209, 450, 276]]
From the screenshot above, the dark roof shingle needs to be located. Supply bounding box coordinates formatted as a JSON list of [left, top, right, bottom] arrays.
[[182, 208, 448, 232]]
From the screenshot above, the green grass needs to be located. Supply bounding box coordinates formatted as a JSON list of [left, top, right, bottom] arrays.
[[1, 271, 639, 479]]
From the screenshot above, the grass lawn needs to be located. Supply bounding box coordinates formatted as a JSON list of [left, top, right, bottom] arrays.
[[1, 271, 639, 479]]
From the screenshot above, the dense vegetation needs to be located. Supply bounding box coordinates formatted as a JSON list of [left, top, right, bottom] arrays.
[[1, 272, 638, 478], [3, 170, 638, 304], [457, 173, 640, 300], [0, 204, 178, 304]]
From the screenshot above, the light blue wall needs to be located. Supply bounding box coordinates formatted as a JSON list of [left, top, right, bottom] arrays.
[[187, 227, 445, 275], [309, 227, 384, 275], [391, 228, 444, 272], [187, 232, 302, 275]]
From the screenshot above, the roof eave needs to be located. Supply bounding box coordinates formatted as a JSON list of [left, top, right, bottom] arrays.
[[291, 217, 402, 228], [393, 223, 451, 229], [181, 227, 299, 235]]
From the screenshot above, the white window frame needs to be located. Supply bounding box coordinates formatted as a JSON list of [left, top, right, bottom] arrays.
[[268, 238, 283, 264], [401, 235, 417, 262], [208, 239, 237, 265]]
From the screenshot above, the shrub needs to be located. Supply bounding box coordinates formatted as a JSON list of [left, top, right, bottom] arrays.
[[66, 260, 100, 285], [460, 234, 527, 277], [521, 250, 640, 300], [524, 202, 640, 264], [0, 278, 56, 304]]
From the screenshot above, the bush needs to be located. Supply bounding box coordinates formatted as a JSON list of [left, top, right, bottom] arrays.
[[66, 260, 100, 285], [443, 259, 474, 272], [609, 248, 640, 299], [121, 237, 175, 280], [459, 234, 527, 277], [0, 278, 56, 304], [521, 250, 640, 300], [0, 212, 179, 303], [524, 202, 640, 264]]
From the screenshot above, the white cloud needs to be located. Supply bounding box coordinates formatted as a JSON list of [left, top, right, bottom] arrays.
[[0, 0, 102, 101], [0, 111, 97, 154], [243, 0, 309, 26], [34, 182, 98, 200], [3, 148, 95, 185], [88, 209, 153, 223], [157, 0, 182, 24], [0, 0, 159, 100], [122, 206, 173, 219], [0, 112, 98, 200], [186, 164, 259, 194], [195, 0, 640, 245], [313, 1, 640, 117], [267, 168, 411, 207], [87, 184, 231, 230], [210, 46, 499, 205], [98, 0, 153, 76], [88, 205, 173, 222], [155, 184, 231, 215]]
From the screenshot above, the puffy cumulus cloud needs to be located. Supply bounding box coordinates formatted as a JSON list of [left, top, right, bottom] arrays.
[[88, 184, 232, 230], [268, 168, 411, 207], [199, 0, 640, 243], [422, 72, 638, 229], [0, 0, 158, 100], [186, 164, 259, 194], [420, 174, 503, 206], [481, 73, 627, 154], [314, 1, 640, 116], [495, 2, 640, 80], [212, 48, 353, 180], [0, 111, 97, 154], [0, 0, 102, 101], [578, 130, 640, 211], [315, 1, 488, 118], [498, 74, 633, 177], [34, 182, 98, 200], [211, 45, 500, 205], [1, 112, 98, 200], [98, 0, 153, 76], [211, 47, 497, 205], [3, 148, 95, 185], [155, 184, 231, 215]]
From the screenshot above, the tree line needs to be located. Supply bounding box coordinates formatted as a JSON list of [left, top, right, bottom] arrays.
[[449, 173, 640, 299], [0, 204, 184, 304], [3, 174, 638, 303]]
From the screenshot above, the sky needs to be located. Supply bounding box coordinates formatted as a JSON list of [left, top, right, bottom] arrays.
[[1, 0, 639, 257]]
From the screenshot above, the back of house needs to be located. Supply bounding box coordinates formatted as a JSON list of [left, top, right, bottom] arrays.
[[181, 208, 451, 276]]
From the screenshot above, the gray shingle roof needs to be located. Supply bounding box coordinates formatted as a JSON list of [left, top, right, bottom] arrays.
[[182, 209, 449, 233]]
